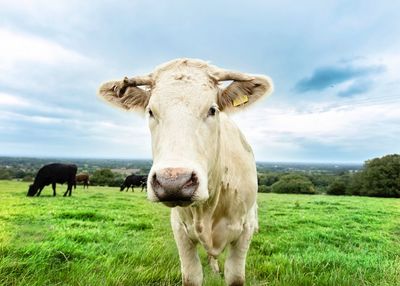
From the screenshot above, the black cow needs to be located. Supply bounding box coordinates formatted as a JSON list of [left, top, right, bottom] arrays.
[[120, 174, 148, 192], [27, 163, 77, 197]]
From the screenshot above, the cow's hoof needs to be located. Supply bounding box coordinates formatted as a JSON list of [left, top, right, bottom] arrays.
[[182, 274, 202, 286], [182, 278, 202, 286], [228, 278, 244, 286]]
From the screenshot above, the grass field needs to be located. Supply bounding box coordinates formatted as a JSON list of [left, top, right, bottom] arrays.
[[0, 181, 399, 286]]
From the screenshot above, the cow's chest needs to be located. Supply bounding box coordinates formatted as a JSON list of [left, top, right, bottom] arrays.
[[184, 216, 245, 256]]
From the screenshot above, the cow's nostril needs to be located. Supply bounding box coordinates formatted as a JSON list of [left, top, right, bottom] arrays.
[[152, 173, 161, 188], [183, 172, 198, 188]]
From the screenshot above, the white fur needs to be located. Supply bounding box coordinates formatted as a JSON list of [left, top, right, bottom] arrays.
[[98, 58, 273, 286]]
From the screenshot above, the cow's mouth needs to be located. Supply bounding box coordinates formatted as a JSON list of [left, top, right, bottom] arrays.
[[161, 200, 193, 208], [153, 190, 195, 207]]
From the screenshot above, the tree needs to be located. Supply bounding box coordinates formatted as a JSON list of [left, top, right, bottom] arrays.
[[360, 154, 400, 198], [306, 173, 336, 193], [109, 173, 125, 187], [90, 169, 115, 186], [258, 172, 281, 186], [347, 172, 364, 196], [0, 168, 12, 180], [327, 176, 349, 195], [271, 174, 316, 194], [258, 185, 271, 193], [14, 169, 27, 179]]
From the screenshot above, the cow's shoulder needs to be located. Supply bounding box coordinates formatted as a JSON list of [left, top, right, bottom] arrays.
[[218, 113, 257, 204]]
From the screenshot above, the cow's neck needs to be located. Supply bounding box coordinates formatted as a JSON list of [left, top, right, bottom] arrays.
[[176, 126, 225, 254]]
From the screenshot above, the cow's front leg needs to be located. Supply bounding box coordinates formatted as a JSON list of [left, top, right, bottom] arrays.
[[52, 182, 56, 196], [37, 186, 45, 196], [171, 210, 203, 286], [64, 184, 72, 197], [224, 224, 253, 286]]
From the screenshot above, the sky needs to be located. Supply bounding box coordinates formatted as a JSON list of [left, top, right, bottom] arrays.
[[0, 0, 399, 163]]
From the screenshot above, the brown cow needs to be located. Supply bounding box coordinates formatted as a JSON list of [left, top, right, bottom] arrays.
[[75, 173, 90, 189]]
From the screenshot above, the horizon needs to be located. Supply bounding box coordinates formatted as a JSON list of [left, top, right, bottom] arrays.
[[1, 1, 400, 162], [0, 154, 364, 166]]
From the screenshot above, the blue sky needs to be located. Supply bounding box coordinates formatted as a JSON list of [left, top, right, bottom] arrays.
[[0, 0, 399, 163]]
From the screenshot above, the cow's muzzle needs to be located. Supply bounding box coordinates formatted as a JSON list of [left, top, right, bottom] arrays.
[[151, 168, 199, 207]]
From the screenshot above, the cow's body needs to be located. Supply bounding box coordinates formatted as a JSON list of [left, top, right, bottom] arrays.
[[27, 163, 77, 197], [98, 58, 273, 285], [76, 173, 90, 188], [120, 174, 147, 192], [171, 113, 258, 285]]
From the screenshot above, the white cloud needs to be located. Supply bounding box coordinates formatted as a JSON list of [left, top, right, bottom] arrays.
[[0, 110, 64, 124], [0, 93, 30, 107], [0, 91, 91, 118], [0, 27, 88, 71], [0, 108, 151, 155], [233, 98, 400, 160]]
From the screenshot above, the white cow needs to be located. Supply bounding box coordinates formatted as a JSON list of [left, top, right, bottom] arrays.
[[98, 59, 273, 285]]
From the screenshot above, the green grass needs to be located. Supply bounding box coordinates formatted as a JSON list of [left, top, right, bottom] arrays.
[[0, 180, 399, 286]]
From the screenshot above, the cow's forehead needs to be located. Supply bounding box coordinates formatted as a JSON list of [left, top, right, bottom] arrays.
[[149, 60, 218, 110], [152, 58, 214, 80], [153, 60, 215, 86]]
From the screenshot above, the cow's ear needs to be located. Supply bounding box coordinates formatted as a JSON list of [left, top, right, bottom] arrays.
[[213, 70, 273, 112], [97, 75, 153, 112]]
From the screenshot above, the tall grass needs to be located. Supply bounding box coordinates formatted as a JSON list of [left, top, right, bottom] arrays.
[[0, 181, 399, 285]]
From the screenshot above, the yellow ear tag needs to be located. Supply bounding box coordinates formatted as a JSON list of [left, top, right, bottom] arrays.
[[233, 95, 249, 107]]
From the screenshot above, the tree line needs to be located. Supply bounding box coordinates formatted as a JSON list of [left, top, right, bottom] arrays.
[[258, 154, 400, 198], [1, 154, 398, 197]]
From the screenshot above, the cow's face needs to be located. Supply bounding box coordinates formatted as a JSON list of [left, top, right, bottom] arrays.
[[27, 184, 37, 196], [98, 59, 273, 207], [146, 71, 221, 207]]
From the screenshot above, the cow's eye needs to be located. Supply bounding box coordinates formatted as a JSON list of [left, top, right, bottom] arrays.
[[207, 106, 217, 117], [148, 109, 154, 117]]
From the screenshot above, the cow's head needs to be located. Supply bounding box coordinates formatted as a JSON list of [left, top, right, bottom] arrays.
[[27, 184, 38, 196], [98, 59, 273, 207]]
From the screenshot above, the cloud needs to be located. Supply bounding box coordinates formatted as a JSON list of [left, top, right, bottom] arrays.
[[337, 79, 373, 97], [0, 27, 88, 71], [294, 63, 385, 93], [233, 99, 400, 161], [0, 91, 95, 120], [0, 93, 30, 107], [0, 108, 151, 158], [0, 110, 65, 125], [0, 26, 99, 98]]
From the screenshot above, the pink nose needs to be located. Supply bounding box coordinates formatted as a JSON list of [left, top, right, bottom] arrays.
[[151, 168, 198, 206]]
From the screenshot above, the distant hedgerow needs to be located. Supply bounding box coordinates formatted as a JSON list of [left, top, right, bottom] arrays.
[[258, 185, 271, 193], [271, 174, 316, 194]]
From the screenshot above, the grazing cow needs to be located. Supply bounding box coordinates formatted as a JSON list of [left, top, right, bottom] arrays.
[[27, 163, 77, 197], [120, 174, 147, 192], [76, 173, 90, 188], [98, 58, 273, 285]]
